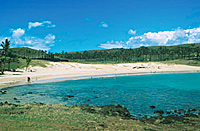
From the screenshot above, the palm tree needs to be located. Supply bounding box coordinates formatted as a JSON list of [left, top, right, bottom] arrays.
[[1, 39, 10, 74]]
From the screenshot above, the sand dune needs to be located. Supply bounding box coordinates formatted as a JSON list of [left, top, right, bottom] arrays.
[[0, 62, 200, 89]]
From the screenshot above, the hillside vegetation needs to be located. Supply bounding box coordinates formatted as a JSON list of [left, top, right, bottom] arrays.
[[0, 39, 200, 74]]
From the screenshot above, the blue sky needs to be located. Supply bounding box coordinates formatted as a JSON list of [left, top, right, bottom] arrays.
[[0, 0, 200, 52]]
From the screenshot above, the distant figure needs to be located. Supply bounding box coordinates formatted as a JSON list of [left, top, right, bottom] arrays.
[[27, 77, 31, 83]]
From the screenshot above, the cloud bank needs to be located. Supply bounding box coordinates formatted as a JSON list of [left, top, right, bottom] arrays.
[[28, 21, 56, 29], [99, 27, 200, 49], [0, 20, 56, 50]]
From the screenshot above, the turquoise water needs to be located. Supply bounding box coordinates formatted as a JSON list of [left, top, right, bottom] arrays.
[[1, 73, 200, 118]]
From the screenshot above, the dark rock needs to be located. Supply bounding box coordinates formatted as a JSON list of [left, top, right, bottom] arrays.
[[22, 94, 25, 96], [13, 104, 18, 107], [184, 113, 198, 118], [65, 95, 74, 98], [39, 94, 45, 96], [36, 102, 45, 105], [191, 109, 197, 112], [178, 112, 182, 115], [79, 104, 97, 113], [14, 98, 17, 100], [79, 104, 132, 118], [99, 124, 107, 128], [143, 115, 188, 125], [154, 110, 164, 116], [28, 92, 33, 94], [0, 102, 3, 106], [4, 101, 8, 104], [187, 109, 191, 113], [64, 98, 68, 100], [16, 101, 20, 103], [178, 109, 184, 112], [99, 104, 131, 118], [165, 111, 172, 115], [149, 106, 156, 109], [144, 115, 148, 119], [2, 91, 7, 94]]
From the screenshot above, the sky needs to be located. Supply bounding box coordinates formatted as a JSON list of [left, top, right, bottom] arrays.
[[0, 0, 200, 52]]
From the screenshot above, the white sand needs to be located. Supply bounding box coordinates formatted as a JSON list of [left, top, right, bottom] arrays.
[[0, 62, 200, 89]]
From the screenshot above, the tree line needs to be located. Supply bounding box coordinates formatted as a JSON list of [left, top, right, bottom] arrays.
[[63, 45, 200, 63], [1, 39, 200, 74]]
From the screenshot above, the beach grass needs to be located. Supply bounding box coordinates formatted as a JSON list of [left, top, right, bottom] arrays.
[[162, 59, 200, 66], [0, 103, 199, 130], [7, 59, 50, 70]]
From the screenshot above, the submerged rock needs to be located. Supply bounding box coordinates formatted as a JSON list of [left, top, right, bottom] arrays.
[[165, 111, 172, 115], [65, 95, 74, 98], [154, 110, 164, 116], [64, 98, 68, 100], [191, 109, 197, 112], [39, 93, 46, 96], [149, 106, 156, 109]]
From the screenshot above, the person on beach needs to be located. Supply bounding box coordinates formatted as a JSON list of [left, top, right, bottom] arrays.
[[27, 77, 31, 83]]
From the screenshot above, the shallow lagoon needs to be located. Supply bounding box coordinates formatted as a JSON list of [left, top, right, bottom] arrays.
[[1, 72, 200, 118]]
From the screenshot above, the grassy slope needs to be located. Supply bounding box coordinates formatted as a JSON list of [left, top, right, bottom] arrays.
[[0, 104, 199, 130], [161, 59, 200, 66], [7, 59, 49, 70]]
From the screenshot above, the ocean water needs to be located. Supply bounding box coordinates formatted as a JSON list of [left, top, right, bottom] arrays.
[[1, 73, 200, 118]]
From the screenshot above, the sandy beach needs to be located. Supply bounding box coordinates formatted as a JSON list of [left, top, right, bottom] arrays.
[[0, 62, 200, 89]]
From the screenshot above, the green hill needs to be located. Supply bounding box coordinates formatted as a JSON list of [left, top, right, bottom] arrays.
[[0, 43, 200, 72]]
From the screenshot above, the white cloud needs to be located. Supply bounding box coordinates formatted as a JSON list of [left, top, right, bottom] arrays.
[[99, 21, 109, 28], [44, 34, 55, 44], [12, 28, 25, 38], [99, 27, 200, 49], [128, 29, 136, 35], [99, 40, 123, 49], [19, 34, 55, 50], [28, 21, 56, 29]]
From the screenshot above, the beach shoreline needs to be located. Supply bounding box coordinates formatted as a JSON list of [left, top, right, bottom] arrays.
[[0, 62, 200, 89]]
